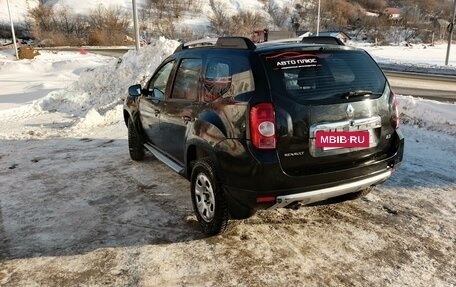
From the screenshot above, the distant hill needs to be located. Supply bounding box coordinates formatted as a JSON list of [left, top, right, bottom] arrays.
[[1, 0, 452, 46], [0, 0, 280, 42], [1, 0, 150, 23], [0, 0, 270, 23], [1, 0, 38, 23]]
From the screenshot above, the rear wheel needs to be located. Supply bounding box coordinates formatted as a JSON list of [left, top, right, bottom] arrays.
[[128, 117, 145, 161], [191, 159, 229, 235]]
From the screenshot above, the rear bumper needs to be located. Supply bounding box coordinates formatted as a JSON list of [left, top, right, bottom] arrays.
[[268, 170, 391, 209], [215, 129, 404, 218]]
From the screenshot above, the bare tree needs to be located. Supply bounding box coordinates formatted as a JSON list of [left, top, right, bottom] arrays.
[[353, 0, 387, 11], [265, 0, 289, 29], [28, 2, 54, 38], [321, 0, 358, 30], [208, 0, 231, 35], [230, 11, 266, 36], [87, 5, 130, 45], [170, 0, 184, 18], [188, 0, 203, 14], [142, 0, 167, 19], [152, 15, 176, 39], [25, 0, 452, 47]]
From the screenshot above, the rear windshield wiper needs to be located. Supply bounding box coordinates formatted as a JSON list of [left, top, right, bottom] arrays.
[[341, 90, 380, 99]]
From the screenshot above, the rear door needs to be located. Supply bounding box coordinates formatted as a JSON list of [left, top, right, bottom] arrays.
[[262, 48, 396, 176]]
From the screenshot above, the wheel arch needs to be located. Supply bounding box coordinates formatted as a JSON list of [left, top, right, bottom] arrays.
[[123, 109, 131, 127], [185, 140, 219, 180], [124, 108, 141, 128]]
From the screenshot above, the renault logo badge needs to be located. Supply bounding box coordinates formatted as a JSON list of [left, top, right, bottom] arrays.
[[346, 104, 355, 119]]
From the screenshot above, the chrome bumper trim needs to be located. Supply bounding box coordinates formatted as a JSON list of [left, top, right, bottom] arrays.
[[268, 171, 391, 209]]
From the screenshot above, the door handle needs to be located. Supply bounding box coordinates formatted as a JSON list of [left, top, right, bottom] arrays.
[[182, 116, 192, 124], [154, 109, 160, 117]]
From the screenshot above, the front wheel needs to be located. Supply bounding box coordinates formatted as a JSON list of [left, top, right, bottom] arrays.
[[127, 117, 145, 161], [191, 159, 229, 235]]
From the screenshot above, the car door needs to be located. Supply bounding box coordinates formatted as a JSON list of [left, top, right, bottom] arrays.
[[159, 58, 203, 164], [139, 60, 176, 148]]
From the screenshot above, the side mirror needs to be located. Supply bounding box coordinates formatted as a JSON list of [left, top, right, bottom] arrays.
[[128, 84, 142, 98]]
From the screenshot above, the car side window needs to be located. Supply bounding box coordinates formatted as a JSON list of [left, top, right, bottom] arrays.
[[204, 58, 232, 101], [170, 58, 202, 101], [147, 60, 175, 99]]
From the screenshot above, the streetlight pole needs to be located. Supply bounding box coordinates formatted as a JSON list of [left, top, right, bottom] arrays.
[[317, 0, 321, 36], [445, 0, 456, 65], [6, 0, 19, 59], [132, 0, 140, 51]]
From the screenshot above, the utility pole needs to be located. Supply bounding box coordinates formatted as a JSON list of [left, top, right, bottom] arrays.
[[445, 0, 456, 65], [6, 0, 19, 59], [317, 0, 321, 36], [132, 0, 140, 51]]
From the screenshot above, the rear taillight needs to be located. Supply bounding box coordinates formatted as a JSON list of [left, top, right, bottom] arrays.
[[250, 103, 276, 149], [390, 91, 399, 129]]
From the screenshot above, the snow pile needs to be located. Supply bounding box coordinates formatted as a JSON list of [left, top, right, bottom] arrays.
[[35, 37, 180, 127], [398, 95, 456, 134], [0, 49, 112, 110]]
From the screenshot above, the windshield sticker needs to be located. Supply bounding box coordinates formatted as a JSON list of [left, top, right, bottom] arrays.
[[266, 52, 321, 70]]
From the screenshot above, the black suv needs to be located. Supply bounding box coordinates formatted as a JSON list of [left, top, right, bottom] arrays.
[[124, 37, 404, 235]]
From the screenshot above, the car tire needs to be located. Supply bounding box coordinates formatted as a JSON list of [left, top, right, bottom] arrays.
[[191, 159, 229, 235], [128, 117, 145, 161]]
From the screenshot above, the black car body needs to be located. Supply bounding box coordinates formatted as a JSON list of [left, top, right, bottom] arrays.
[[124, 37, 404, 235]]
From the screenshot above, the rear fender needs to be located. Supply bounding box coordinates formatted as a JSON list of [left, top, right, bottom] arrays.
[[185, 110, 231, 178], [185, 138, 219, 180], [196, 110, 228, 138]]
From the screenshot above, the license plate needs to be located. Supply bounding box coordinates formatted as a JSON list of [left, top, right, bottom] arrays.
[[316, 131, 371, 150]]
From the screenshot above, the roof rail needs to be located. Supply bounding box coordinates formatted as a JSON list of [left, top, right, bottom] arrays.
[[215, 37, 256, 50], [174, 36, 256, 53], [256, 35, 345, 47], [174, 38, 217, 53], [184, 38, 218, 48], [300, 36, 345, 45], [256, 37, 302, 46]]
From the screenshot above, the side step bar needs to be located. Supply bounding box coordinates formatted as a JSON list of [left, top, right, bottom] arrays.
[[268, 171, 392, 209], [143, 143, 184, 174]]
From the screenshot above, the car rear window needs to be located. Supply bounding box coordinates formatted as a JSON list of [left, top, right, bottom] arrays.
[[262, 49, 386, 104]]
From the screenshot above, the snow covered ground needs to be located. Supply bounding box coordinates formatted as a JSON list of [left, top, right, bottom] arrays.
[[358, 43, 456, 68], [358, 43, 456, 75], [0, 39, 455, 286]]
